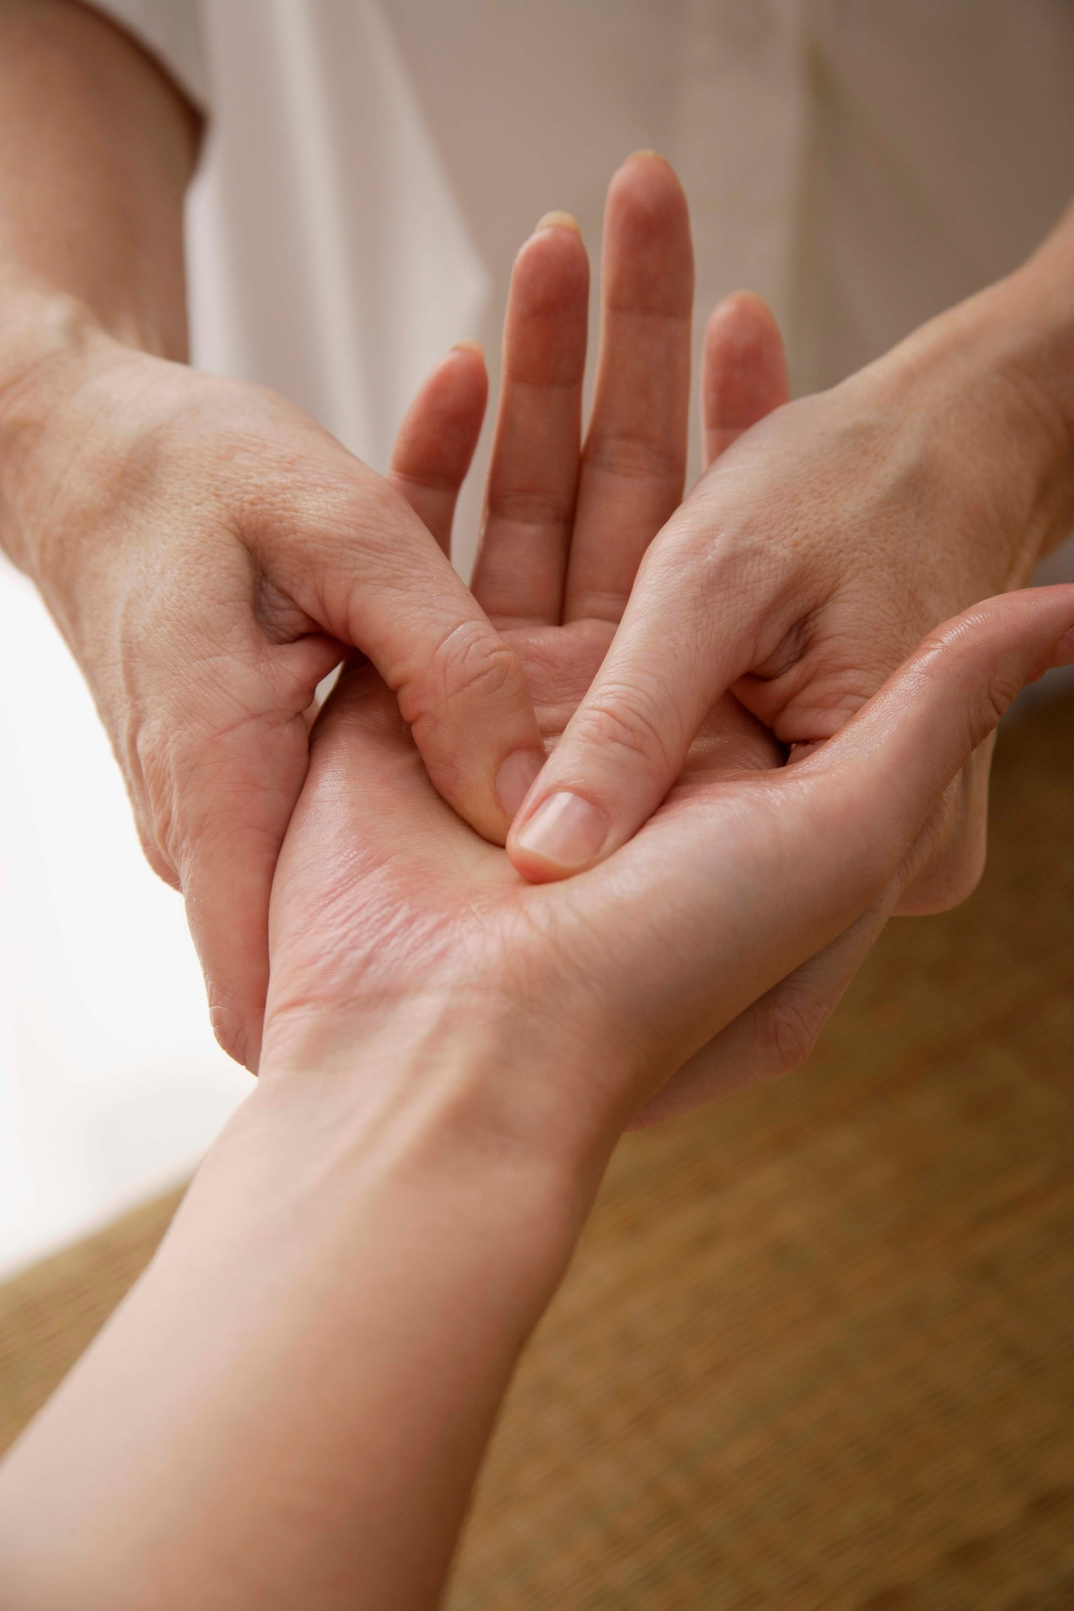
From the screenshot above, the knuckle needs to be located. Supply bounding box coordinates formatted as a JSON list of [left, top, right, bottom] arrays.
[[404, 620, 524, 731], [486, 485, 574, 533], [574, 684, 677, 776], [137, 822, 182, 891], [133, 720, 189, 870], [981, 664, 1025, 733], [756, 986, 829, 1078], [898, 837, 987, 915], [582, 427, 682, 484]]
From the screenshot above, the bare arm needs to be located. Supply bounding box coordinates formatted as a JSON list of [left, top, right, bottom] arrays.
[[0, 1008, 589, 1611], [0, 0, 195, 416]]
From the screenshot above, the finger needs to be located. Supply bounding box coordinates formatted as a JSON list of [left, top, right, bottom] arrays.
[[633, 896, 894, 1127], [255, 461, 547, 839], [701, 291, 789, 469], [507, 476, 783, 879], [389, 341, 488, 555], [470, 215, 588, 625], [893, 740, 993, 915], [176, 683, 332, 1072], [706, 593, 1074, 1041], [563, 151, 694, 624]]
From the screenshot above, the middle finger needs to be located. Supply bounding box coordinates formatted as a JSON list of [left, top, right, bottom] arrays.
[[563, 151, 694, 624]]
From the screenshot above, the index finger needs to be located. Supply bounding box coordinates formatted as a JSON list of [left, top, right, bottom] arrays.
[[563, 152, 694, 624]]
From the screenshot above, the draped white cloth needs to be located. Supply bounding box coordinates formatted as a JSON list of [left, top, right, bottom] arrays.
[[2, 0, 1072, 1272]]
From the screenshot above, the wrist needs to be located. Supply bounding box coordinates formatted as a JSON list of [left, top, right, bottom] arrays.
[[258, 987, 623, 1190], [872, 233, 1074, 577], [224, 996, 614, 1348], [0, 284, 116, 575]]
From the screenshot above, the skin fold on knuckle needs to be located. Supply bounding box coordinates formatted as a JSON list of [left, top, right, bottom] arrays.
[[399, 618, 529, 753], [565, 680, 679, 785], [581, 426, 684, 486], [753, 984, 830, 1080]]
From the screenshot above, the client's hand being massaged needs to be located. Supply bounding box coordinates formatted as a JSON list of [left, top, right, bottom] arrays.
[[265, 153, 1074, 1124]]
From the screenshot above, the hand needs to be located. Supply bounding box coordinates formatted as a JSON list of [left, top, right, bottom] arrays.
[[506, 211, 1074, 929], [0, 336, 546, 1069], [262, 156, 1074, 1141]]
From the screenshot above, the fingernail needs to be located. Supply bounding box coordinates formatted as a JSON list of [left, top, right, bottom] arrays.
[[452, 337, 484, 358], [536, 210, 581, 235], [630, 148, 670, 164], [495, 749, 545, 818], [513, 791, 608, 871]]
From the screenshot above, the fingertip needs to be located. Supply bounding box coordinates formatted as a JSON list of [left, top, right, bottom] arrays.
[[704, 291, 786, 369], [603, 149, 693, 316], [505, 221, 590, 386], [706, 289, 780, 334], [508, 789, 610, 882], [702, 290, 789, 463], [615, 147, 683, 195], [514, 215, 590, 297], [609, 149, 689, 231], [495, 747, 545, 819], [536, 210, 581, 236], [390, 341, 488, 497]]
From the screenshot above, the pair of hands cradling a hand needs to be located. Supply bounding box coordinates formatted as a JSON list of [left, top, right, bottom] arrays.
[[263, 151, 1074, 1131]]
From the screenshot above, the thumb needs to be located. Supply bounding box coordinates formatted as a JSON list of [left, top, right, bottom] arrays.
[[701, 291, 789, 469], [801, 587, 1074, 872], [255, 460, 545, 847]]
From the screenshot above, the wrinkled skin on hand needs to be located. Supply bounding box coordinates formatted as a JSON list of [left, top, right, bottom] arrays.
[[0, 327, 545, 1070]]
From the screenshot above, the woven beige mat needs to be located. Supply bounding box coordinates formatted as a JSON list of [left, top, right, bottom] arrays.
[[4, 695, 1074, 1609]]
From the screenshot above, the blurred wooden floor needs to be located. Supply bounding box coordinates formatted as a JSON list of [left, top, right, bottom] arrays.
[[3, 692, 1074, 1610]]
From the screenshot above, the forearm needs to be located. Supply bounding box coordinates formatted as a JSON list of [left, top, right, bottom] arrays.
[[874, 197, 1074, 572], [0, 1005, 605, 1610], [0, 0, 197, 361], [0, 0, 197, 570]]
